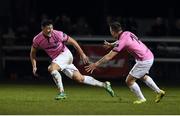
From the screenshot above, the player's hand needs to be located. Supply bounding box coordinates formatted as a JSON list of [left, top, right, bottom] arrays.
[[80, 53, 89, 64], [32, 67, 38, 77], [104, 40, 112, 46], [103, 40, 112, 49], [85, 63, 97, 74]]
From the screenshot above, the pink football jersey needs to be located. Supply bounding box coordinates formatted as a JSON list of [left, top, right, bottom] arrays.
[[32, 30, 69, 59], [113, 31, 154, 61]]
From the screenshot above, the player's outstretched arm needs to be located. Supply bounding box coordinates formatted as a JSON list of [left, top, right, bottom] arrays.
[[103, 40, 117, 49], [85, 50, 118, 73], [30, 46, 38, 77], [67, 37, 89, 64]]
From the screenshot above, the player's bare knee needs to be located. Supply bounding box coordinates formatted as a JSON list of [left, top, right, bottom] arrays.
[[48, 63, 61, 73], [140, 75, 148, 81], [73, 75, 84, 83], [48, 66, 53, 73], [126, 75, 136, 86], [48, 66, 56, 73], [125, 79, 132, 86]]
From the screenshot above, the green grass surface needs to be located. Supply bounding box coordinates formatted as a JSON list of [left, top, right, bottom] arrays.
[[0, 82, 180, 115]]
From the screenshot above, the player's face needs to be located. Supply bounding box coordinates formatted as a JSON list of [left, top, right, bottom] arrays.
[[110, 27, 116, 39], [42, 24, 53, 37]]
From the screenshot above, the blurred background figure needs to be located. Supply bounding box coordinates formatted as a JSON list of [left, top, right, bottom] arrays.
[[146, 17, 167, 36], [72, 17, 93, 36], [2, 26, 16, 45], [54, 14, 73, 35], [171, 18, 180, 36]]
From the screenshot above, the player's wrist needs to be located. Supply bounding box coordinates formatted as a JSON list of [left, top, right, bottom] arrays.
[[80, 53, 87, 58], [94, 62, 99, 67]]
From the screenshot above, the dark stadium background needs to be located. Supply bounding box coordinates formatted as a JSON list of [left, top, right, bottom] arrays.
[[0, 0, 180, 115], [0, 0, 180, 85]]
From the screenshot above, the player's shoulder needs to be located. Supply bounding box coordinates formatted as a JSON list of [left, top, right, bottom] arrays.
[[118, 31, 130, 40], [123, 31, 137, 38], [122, 31, 132, 36], [33, 32, 43, 42], [53, 30, 63, 35], [53, 30, 68, 39], [53, 30, 65, 37]]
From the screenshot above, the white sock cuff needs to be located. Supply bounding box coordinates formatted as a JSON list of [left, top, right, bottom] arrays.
[[51, 70, 59, 75], [129, 82, 138, 90], [51, 70, 62, 79], [129, 82, 145, 100], [145, 75, 152, 81]]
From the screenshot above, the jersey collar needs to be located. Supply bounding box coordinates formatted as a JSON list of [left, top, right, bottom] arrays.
[[117, 31, 124, 40]]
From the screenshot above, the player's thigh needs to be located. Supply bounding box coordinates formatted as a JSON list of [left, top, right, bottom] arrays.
[[52, 49, 73, 71], [129, 60, 153, 79], [140, 74, 149, 81]]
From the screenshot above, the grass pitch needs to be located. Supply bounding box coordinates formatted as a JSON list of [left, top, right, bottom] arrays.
[[0, 81, 180, 115]]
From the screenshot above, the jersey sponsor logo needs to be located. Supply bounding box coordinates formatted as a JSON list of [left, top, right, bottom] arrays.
[[45, 45, 59, 49], [45, 42, 59, 49]]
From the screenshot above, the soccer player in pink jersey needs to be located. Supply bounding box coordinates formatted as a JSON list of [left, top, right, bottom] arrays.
[[30, 19, 115, 100], [85, 21, 165, 104]]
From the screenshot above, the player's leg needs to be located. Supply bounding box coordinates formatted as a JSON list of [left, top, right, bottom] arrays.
[[73, 71, 115, 97], [48, 63, 66, 100], [141, 75, 165, 103], [127, 60, 155, 104], [126, 74, 146, 104], [50, 49, 75, 100], [48, 63, 64, 92], [139, 59, 165, 103], [141, 75, 161, 93], [63, 66, 115, 97]]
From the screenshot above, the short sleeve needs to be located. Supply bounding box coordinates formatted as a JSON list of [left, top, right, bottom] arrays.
[[112, 37, 126, 52], [62, 33, 69, 42], [56, 30, 69, 42], [32, 38, 38, 48]]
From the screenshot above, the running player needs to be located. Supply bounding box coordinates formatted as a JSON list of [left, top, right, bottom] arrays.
[[30, 19, 115, 100], [85, 21, 165, 104]]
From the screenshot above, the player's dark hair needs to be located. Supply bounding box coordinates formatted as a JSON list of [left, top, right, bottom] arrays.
[[109, 21, 122, 32], [41, 19, 53, 27]]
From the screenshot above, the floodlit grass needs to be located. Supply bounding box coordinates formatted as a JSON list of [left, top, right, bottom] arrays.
[[0, 82, 180, 115]]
